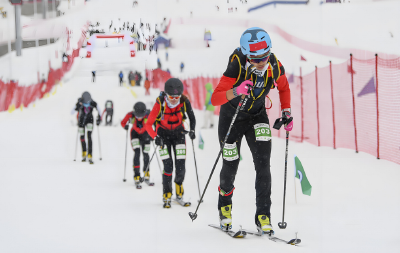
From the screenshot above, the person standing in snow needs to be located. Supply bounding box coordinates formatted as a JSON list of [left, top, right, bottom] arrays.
[[202, 82, 215, 129], [145, 78, 196, 208], [121, 102, 152, 189], [211, 27, 292, 234], [119, 71, 124, 86], [102, 100, 114, 126], [75, 92, 102, 164]]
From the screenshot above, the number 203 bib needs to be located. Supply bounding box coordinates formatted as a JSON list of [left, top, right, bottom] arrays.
[[254, 123, 271, 141]]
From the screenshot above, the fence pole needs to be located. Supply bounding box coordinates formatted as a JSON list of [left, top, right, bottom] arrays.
[[350, 54, 358, 153], [329, 61, 336, 149], [375, 54, 380, 159], [300, 67, 304, 143], [315, 66, 320, 147]]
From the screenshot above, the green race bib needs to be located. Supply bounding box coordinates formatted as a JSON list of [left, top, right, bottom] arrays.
[[144, 144, 150, 153], [175, 144, 186, 160], [159, 146, 170, 160], [223, 143, 239, 161], [131, 138, 140, 149], [254, 123, 271, 141]]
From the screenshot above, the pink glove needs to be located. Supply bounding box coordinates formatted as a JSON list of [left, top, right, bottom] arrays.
[[234, 80, 253, 96], [284, 121, 293, 131]]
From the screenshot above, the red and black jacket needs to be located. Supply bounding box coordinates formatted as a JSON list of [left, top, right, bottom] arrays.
[[145, 93, 196, 139], [211, 48, 290, 114], [121, 110, 150, 135]]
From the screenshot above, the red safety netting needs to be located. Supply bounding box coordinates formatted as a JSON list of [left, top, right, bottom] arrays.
[[147, 54, 400, 166], [0, 28, 86, 112]]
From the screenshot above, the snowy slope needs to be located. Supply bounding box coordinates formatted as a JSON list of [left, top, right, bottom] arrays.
[[1, 1, 400, 252]]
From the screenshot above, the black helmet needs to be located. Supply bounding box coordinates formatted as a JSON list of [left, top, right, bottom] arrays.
[[134, 102, 146, 118], [82, 91, 92, 103], [164, 78, 183, 96]]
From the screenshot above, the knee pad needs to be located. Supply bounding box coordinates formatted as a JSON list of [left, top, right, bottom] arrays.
[[131, 138, 140, 150], [175, 144, 186, 160], [78, 127, 84, 135]]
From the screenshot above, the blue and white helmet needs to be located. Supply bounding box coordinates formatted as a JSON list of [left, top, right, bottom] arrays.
[[240, 27, 272, 56]]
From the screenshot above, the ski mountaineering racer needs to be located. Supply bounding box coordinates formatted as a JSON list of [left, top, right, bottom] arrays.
[[121, 102, 152, 189], [145, 78, 196, 208], [211, 27, 292, 234], [75, 91, 102, 164]]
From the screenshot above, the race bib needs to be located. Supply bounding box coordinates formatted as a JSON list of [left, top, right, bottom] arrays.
[[159, 146, 170, 160], [86, 123, 93, 131], [131, 138, 140, 149], [175, 144, 186, 160], [144, 144, 151, 153], [223, 143, 239, 161], [254, 123, 271, 141], [106, 102, 112, 108]]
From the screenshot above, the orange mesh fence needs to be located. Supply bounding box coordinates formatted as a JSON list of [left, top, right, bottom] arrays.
[[147, 54, 400, 165]]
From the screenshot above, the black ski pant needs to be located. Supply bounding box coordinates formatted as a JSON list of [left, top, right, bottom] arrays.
[[78, 114, 94, 155], [119, 77, 123, 86], [131, 130, 151, 177], [218, 106, 272, 225], [157, 127, 186, 195]]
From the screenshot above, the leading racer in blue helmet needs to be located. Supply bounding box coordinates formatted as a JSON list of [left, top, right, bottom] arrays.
[[210, 27, 293, 234]]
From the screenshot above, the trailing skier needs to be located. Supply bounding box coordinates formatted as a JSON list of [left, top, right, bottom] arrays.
[[75, 92, 101, 164], [102, 100, 114, 126], [121, 102, 151, 188], [211, 27, 292, 233], [145, 78, 196, 208]]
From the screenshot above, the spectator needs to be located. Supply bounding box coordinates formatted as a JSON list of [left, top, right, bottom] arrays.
[[119, 71, 124, 86], [180, 62, 184, 72], [129, 71, 135, 86], [157, 58, 162, 69]]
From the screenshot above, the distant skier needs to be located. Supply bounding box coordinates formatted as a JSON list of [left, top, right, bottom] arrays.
[[92, 71, 96, 82], [121, 102, 151, 189], [102, 100, 114, 126], [119, 71, 123, 86], [180, 62, 184, 72], [145, 78, 196, 208], [202, 82, 215, 128], [75, 92, 102, 164], [211, 27, 292, 233]]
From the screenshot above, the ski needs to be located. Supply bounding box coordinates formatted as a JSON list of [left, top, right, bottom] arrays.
[[135, 183, 142, 189], [173, 198, 191, 207], [144, 180, 154, 186], [209, 224, 246, 238], [241, 228, 301, 245]]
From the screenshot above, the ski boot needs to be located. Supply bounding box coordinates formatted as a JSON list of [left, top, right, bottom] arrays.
[[82, 151, 87, 162], [256, 215, 273, 235], [88, 154, 93, 164], [175, 183, 191, 207], [219, 205, 232, 231], [163, 192, 172, 208], [143, 171, 154, 186], [134, 176, 142, 189]]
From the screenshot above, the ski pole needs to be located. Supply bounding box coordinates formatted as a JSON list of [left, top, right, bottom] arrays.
[[73, 127, 79, 161], [152, 141, 163, 175], [97, 124, 102, 160], [278, 130, 290, 229], [191, 139, 202, 202], [140, 147, 158, 183], [123, 128, 129, 182], [189, 94, 251, 221]]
